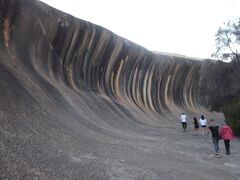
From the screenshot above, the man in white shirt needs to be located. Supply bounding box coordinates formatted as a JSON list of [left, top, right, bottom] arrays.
[[180, 113, 187, 132]]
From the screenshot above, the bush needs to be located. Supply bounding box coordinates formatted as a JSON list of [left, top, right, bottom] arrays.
[[222, 98, 240, 137]]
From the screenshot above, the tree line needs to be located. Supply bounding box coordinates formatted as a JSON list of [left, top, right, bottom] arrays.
[[201, 17, 240, 136]]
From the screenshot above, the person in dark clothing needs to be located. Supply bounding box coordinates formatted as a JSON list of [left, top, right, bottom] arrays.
[[193, 117, 199, 135], [207, 119, 220, 157]]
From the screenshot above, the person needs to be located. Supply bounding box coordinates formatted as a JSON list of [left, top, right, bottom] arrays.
[[219, 122, 234, 155], [193, 117, 199, 135], [180, 113, 187, 132], [207, 119, 220, 157], [199, 115, 207, 137]]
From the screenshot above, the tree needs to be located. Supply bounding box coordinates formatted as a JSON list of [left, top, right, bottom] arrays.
[[212, 17, 240, 61], [208, 18, 240, 136]]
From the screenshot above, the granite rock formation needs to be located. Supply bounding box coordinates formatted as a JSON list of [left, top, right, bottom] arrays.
[[1, 0, 239, 179]]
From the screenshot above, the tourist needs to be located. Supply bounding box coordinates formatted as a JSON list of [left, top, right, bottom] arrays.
[[207, 119, 220, 157], [193, 117, 199, 135], [180, 113, 187, 132], [199, 115, 207, 137], [219, 122, 234, 155]]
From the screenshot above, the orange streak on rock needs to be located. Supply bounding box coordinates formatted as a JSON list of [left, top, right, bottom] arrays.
[[3, 18, 10, 49]]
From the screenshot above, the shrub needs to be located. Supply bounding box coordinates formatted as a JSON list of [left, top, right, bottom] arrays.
[[222, 98, 240, 137]]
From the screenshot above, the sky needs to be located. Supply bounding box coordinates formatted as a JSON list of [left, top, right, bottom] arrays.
[[40, 0, 240, 59]]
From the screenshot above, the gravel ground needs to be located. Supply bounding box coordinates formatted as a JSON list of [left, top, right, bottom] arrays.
[[0, 84, 239, 180]]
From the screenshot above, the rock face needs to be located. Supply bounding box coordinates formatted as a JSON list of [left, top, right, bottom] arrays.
[[1, 0, 240, 179], [0, 0, 206, 114]]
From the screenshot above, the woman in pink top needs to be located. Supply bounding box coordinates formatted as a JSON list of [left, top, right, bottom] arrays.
[[219, 123, 234, 155]]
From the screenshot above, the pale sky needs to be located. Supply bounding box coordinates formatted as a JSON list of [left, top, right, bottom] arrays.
[[40, 0, 240, 59]]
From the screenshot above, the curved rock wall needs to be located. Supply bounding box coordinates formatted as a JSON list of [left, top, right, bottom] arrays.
[[1, 0, 229, 179], [1, 0, 206, 115]]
